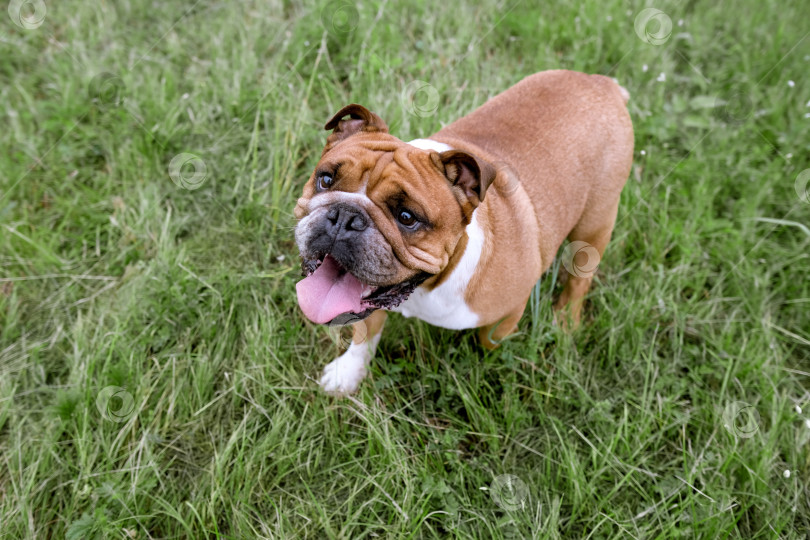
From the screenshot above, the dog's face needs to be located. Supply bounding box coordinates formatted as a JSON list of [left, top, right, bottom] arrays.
[[294, 104, 495, 325]]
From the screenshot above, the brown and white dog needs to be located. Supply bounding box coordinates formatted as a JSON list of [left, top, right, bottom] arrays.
[[294, 70, 633, 394]]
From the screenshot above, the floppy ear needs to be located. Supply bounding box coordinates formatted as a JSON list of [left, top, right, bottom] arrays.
[[434, 150, 496, 204], [323, 104, 388, 148]]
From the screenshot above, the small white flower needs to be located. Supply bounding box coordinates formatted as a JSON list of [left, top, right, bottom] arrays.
[[640, 150, 646, 155], [783, 469, 791, 478], [795, 405, 802, 414], [276, 255, 285, 262], [805, 100, 810, 107], [181, 93, 190, 100], [656, 72, 666, 82], [805, 419, 810, 429], [786, 153, 793, 159], [642, 64, 649, 72], [678, 19, 684, 26], [788, 80, 795, 87]]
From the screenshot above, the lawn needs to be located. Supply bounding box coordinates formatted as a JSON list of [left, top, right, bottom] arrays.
[[1, 0, 809, 537]]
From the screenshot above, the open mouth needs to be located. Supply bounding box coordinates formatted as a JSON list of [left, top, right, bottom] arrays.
[[296, 254, 426, 325]]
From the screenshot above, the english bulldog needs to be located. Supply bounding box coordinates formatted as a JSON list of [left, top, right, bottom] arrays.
[[294, 70, 634, 394]]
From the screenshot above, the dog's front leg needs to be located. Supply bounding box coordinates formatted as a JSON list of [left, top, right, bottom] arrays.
[[319, 310, 387, 395]]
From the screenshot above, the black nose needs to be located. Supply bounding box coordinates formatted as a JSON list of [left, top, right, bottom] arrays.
[[325, 203, 369, 235]]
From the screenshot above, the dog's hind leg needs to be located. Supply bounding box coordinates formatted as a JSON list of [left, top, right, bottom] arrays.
[[553, 197, 620, 329]]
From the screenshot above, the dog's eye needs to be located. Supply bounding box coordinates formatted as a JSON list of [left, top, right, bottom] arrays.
[[397, 209, 418, 228], [317, 174, 334, 191]]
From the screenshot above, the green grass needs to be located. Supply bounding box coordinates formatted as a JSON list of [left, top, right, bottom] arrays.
[[1, 0, 809, 537]]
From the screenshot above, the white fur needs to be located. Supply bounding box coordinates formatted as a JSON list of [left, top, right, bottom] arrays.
[[307, 190, 374, 210], [320, 333, 382, 394], [407, 138, 453, 153], [390, 211, 482, 329]]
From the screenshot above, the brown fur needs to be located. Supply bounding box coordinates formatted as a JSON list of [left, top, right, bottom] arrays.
[[352, 310, 387, 345], [431, 70, 633, 331]]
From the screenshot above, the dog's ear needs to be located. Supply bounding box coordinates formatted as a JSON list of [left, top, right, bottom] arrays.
[[324, 104, 388, 148], [434, 150, 496, 206]]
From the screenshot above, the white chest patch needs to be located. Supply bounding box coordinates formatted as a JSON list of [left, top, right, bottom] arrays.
[[391, 211, 483, 330]]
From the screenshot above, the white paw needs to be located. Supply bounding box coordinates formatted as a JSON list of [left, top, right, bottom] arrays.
[[319, 336, 381, 395], [319, 354, 367, 395]]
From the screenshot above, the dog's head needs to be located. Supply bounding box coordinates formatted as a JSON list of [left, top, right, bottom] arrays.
[[294, 104, 495, 326]]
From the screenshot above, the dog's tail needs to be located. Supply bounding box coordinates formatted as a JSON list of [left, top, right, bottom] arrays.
[[612, 78, 631, 104]]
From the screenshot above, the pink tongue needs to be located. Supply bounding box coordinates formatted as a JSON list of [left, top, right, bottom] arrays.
[[296, 255, 366, 324]]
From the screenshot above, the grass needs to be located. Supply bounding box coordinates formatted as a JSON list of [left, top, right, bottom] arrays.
[[1, 0, 809, 537]]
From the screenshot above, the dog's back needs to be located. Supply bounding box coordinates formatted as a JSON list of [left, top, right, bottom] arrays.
[[432, 70, 634, 271]]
